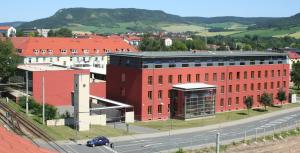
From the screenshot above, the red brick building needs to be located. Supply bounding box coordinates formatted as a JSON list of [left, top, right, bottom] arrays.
[[107, 51, 290, 121], [17, 64, 106, 106]]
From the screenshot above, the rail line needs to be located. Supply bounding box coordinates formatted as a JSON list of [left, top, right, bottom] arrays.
[[0, 101, 68, 153]]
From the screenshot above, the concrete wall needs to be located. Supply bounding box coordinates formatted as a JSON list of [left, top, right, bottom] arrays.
[[125, 111, 134, 123], [89, 114, 106, 126], [46, 118, 74, 126]]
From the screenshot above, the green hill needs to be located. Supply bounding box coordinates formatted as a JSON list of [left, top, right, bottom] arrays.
[[18, 8, 300, 37]]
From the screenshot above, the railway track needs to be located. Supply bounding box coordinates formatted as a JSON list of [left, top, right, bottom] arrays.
[[0, 101, 68, 153]]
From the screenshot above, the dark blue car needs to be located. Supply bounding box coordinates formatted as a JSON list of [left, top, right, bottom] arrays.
[[86, 136, 110, 147]]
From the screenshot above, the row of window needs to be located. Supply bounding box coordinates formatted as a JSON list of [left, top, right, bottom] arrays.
[[31, 48, 131, 55], [220, 81, 286, 93], [147, 104, 170, 115], [27, 56, 104, 63], [142, 60, 284, 69], [145, 81, 286, 100], [219, 94, 274, 108], [147, 70, 287, 85]]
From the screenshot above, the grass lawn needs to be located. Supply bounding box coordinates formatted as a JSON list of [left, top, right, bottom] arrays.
[[133, 103, 300, 131], [1, 99, 131, 140]]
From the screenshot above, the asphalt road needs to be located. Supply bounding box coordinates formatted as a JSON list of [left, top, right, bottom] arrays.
[[58, 110, 300, 153]]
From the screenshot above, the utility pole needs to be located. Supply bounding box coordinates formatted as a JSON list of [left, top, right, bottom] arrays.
[[26, 71, 29, 114], [216, 133, 220, 153], [42, 75, 45, 125]]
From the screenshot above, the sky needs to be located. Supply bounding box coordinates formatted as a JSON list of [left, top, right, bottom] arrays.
[[1, 0, 300, 22]]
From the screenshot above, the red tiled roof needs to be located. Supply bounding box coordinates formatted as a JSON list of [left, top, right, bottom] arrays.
[[125, 36, 142, 41], [10, 37, 139, 57], [0, 125, 57, 153], [0, 26, 11, 30], [288, 51, 300, 59]]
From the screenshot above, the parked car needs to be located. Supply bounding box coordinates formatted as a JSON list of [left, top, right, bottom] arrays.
[[86, 136, 110, 147]]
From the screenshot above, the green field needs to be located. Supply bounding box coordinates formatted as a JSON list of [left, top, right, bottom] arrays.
[[231, 26, 300, 37], [133, 103, 300, 131], [207, 22, 249, 30], [160, 23, 206, 33]]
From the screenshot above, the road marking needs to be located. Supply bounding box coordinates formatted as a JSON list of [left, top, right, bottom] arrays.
[[95, 146, 107, 153], [143, 143, 163, 148], [64, 144, 79, 153], [103, 146, 118, 153]]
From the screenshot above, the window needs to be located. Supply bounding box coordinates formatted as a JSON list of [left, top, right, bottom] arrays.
[[229, 72, 233, 80], [257, 83, 261, 90], [121, 87, 125, 96], [148, 106, 152, 115], [158, 75, 163, 84], [251, 71, 255, 79], [277, 81, 280, 88], [155, 65, 162, 68], [121, 73, 126, 82], [278, 70, 281, 77], [169, 64, 176, 68], [148, 91, 152, 100], [158, 90, 163, 99], [237, 72, 240, 80], [220, 98, 224, 107], [251, 83, 254, 91], [283, 69, 287, 76], [264, 82, 267, 90], [221, 86, 225, 94], [243, 84, 247, 92], [213, 73, 217, 81], [158, 105, 162, 114], [196, 74, 200, 82], [271, 82, 274, 89], [244, 71, 248, 80], [258, 71, 261, 78], [148, 76, 153, 85], [264, 70, 268, 78], [168, 90, 172, 98], [187, 74, 191, 82], [221, 73, 225, 81], [229, 85, 232, 93], [168, 104, 170, 112], [235, 97, 239, 105], [178, 75, 182, 83], [271, 70, 274, 77], [168, 75, 173, 84], [228, 98, 232, 106], [205, 73, 209, 81], [283, 81, 286, 88], [257, 95, 261, 102], [182, 64, 189, 67], [236, 84, 240, 92]]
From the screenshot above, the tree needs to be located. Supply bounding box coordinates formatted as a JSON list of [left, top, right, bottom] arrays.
[[16, 30, 24, 37], [0, 39, 19, 83], [47, 28, 73, 37], [276, 89, 287, 107], [260, 92, 273, 111], [55, 28, 73, 37], [291, 62, 300, 89], [171, 40, 188, 51], [244, 96, 254, 115]]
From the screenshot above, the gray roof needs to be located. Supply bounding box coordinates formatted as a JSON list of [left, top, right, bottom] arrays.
[[109, 51, 287, 58]]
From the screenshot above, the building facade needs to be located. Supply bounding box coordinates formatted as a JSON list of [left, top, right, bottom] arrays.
[[0, 26, 16, 37], [11, 37, 138, 76], [107, 51, 290, 121]]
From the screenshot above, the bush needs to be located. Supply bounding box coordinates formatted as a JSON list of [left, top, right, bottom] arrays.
[[17, 96, 57, 120]]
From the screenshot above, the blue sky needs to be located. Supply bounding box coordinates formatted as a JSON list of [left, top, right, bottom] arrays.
[[1, 0, 300, 22]]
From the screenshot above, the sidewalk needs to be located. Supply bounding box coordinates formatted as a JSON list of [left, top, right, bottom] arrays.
[[58, 106, 300, 144]]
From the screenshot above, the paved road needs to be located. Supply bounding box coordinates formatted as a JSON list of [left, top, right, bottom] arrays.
[[57, 109, 300, 153]]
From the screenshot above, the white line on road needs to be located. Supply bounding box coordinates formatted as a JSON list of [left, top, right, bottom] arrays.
[[143, 143, 163, 148]]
